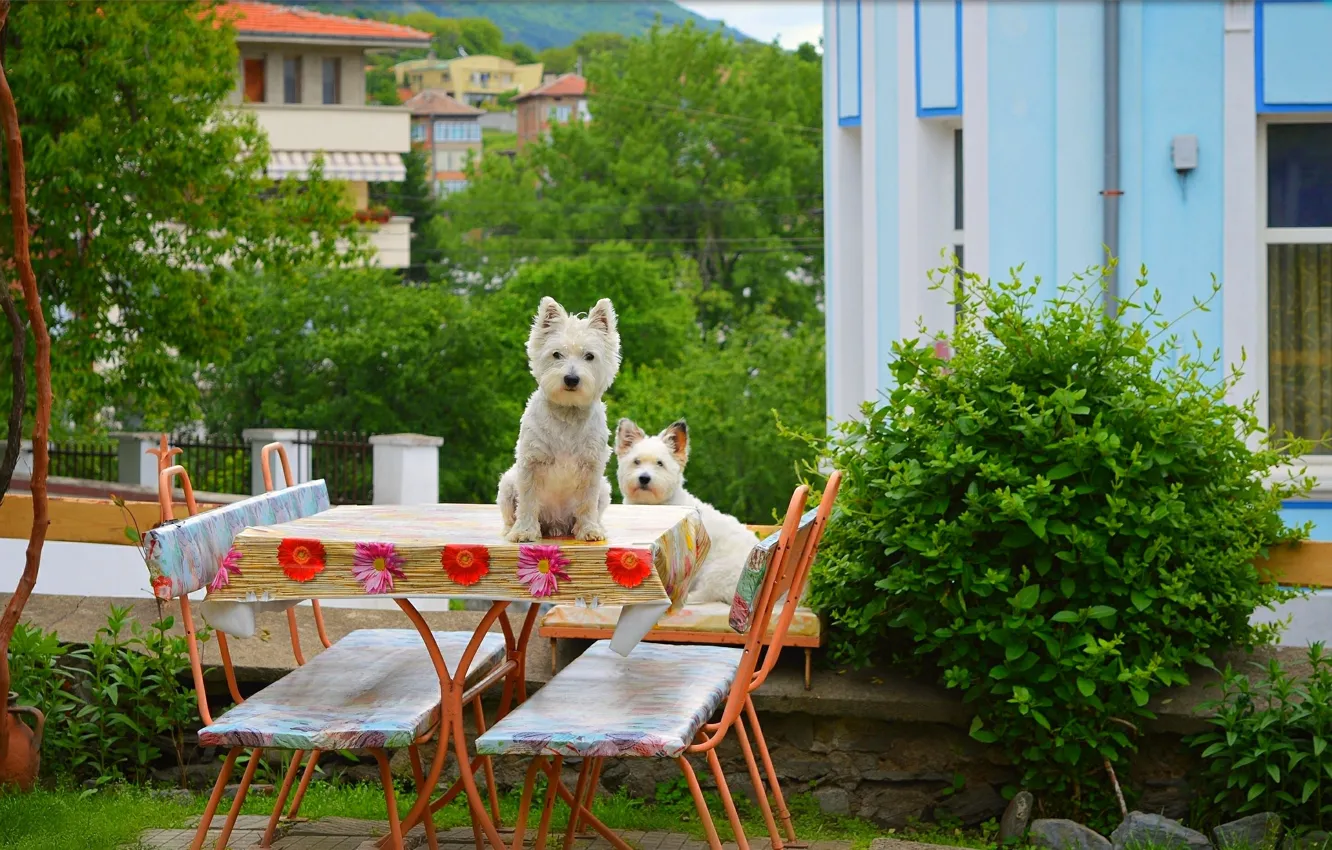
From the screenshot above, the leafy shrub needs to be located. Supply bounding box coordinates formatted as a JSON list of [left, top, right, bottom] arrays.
[[8, 605, 204, 786], [807, 267, 1310, 825], [1191, 645, 1332, 832]]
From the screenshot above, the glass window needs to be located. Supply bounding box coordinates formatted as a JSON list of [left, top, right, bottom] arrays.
[[1269, 123, 1332, 228], [411, 122, 426, 143], [1265, 122, 1332, 450], [322, 57, 341, 105], [283, 56, 302, 104], [556, 105, 571, 122]]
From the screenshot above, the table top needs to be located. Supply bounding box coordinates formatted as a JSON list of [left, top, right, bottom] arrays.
[[207, 503, 710, 609]]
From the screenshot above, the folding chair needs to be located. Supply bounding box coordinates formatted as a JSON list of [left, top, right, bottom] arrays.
[[145, 462, 509, 850], [475, 471, 841, 850]]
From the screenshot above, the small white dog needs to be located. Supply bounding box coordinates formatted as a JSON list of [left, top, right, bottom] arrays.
[[615, 418, 759, 604], [499, 297, 620, 543]]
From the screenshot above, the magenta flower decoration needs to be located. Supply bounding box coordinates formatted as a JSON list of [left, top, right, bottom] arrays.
[[517, 544, 571, 598], [352, 542, 406, 594], [210, 547, 242, 592]]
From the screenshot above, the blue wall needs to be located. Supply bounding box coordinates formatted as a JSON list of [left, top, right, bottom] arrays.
[[1120, 0, 1225, 358], [875, 5, 901, 393], [1259, 0, 1332, 110], [1283, 505, 1332, 541]]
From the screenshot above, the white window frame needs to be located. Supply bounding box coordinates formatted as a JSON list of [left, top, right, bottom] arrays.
[[1258, 113, 1332, 487]]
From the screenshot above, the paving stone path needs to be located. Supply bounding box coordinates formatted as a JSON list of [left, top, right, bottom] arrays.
[[134, 815, 859, 850]]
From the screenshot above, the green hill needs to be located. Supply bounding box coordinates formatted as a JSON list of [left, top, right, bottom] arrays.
[[294, 2, 751, 51]]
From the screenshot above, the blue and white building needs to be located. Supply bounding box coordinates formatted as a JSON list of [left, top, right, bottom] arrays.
[[822, 0, 1332, 535]]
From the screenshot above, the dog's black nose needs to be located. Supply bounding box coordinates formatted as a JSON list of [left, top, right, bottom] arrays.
[[638, 473, 651, 487], [563, 374, 580, 389]]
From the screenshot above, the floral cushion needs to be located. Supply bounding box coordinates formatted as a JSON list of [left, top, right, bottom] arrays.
[[198, 629, 506, 750], [475, 641, 739, 759], [729, 508, 818, 634], [541, 600, 821, 640], [145, 481, 331, 599]]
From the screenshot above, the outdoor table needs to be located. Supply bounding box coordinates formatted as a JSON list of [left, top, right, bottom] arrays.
[[203, 502, 710, 849]]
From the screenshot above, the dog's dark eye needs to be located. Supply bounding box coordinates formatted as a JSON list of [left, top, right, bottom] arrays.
[[552, 352, 563, 360], [584, 353, 595, 361], [632, 459, 640, 466], [656, 460, 665, 467]]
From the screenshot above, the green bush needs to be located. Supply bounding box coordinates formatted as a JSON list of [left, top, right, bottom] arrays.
[[8, 605, 203, 786], [1191, 645, 1332, 833], [807, 267, 1310, 825]]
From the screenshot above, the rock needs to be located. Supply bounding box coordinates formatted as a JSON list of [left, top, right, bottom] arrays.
[[150, 788, 195, 804], [856, 786, 935, 828], [999, 791, 1035, 843], [223, 783, 274, 799], [813, 786, 851, 816], [937, 782, 1006, 826], [1111, 812, 1211, 850], [1283, 832, 1331, 850], [1030, 819, 1113, 850], [1214, 813, 1281, 850]]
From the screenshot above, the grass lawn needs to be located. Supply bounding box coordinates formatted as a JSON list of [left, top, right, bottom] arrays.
[[0, 779, 987, 850]]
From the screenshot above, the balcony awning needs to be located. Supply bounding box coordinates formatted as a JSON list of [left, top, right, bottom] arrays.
[[268, 151, 407, 182]]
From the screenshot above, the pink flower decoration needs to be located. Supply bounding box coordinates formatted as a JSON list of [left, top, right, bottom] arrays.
[[210, 547, 242, 592], [352, 542, 406, 594], [517, 544, 571, 598]]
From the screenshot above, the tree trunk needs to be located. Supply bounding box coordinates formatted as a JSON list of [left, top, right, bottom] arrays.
[[0, 0, 53, 770]]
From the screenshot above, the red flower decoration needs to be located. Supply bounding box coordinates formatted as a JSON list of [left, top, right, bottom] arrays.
[[151, 575, 172, 600], [606, 548, 653, 589], [278, 538, 327, 582], [442, 545, 490, 586]]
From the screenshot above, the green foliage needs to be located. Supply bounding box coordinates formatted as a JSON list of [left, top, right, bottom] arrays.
[[1191, 645, 1332, 833], [371, 150, 438, 278], [539, 32, 632, 74], [612, 310, 825, 522], [0, 1, 361, 431], [807, 266, 1311, 826], [430, 22, 824, 330], [8, 606, 204, 786], [202, 246, 698, 502]]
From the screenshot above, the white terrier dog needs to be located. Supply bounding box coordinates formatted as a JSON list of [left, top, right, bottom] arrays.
[[499, 297, 620, 543], [615, 418, 759, 604]]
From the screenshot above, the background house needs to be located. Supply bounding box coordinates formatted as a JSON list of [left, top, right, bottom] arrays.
[[404, 90, 485, 197], [220, 1, 431, 268], [821, 0, 1332, 528], [513, 73, 589, 149], [394, 54, 544, 106]]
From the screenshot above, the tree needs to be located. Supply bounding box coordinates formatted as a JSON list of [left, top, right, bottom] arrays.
[[0, 1, 360, 429], [432, 22, 824, 332], [610, 310, 825, 521], [203, 245, 699, 503], [538, 32, 631, 74], [371, 150, 436, 278]]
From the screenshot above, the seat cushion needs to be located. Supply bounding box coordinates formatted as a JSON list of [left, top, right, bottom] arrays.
[[541, 601, 821, 640], [199, 629, 506, 750], [475, 641, 740, 759]]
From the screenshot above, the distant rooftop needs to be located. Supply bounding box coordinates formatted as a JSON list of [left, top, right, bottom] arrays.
[[514, 74, 587, 102], [217, 2, 431, 46], [404, 89, 485, 118]]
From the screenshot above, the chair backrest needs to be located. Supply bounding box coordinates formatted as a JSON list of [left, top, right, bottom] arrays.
[[729, 471, 842, 639], [145, 476, 330, 600]]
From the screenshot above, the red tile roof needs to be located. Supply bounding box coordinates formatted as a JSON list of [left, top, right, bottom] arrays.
[[397, 87, 415, 104], [217, 2, 431, 44], [514, 74, 587, 102], [404, 89, 484, 118]]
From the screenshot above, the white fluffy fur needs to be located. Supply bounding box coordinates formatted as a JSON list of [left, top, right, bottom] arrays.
[[498, 297, 620, 543], [615, 418, 759, 605]]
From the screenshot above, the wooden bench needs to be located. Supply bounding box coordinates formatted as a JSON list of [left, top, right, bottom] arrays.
[[539, 524, 826, 689]]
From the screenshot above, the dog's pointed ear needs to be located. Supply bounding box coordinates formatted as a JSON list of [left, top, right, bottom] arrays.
[[587, 298, 617, 336], [534, 297, 568, 333], [660, 419, 689, 465], [615, 418, 645, 456]]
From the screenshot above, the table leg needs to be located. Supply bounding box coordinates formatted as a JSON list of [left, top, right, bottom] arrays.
[[394, 598, 519, 850]]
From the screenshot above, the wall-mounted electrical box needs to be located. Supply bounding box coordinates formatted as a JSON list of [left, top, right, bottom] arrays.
[[1172, 135, 1198, 172]]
